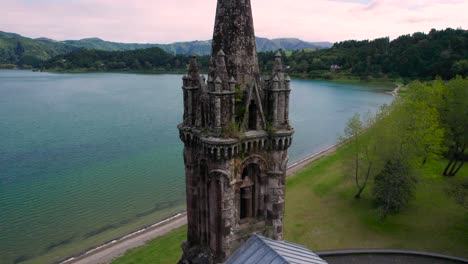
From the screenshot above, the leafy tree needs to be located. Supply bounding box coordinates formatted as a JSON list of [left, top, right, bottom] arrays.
[[373, 158, 416, 217], [403, 80, 446, 164], [340, 112, 377, 198], [452, 60, 468, 76], [441, 76, 468, 176], [368, 82, 444, 216], [375, 97, 444, 169]]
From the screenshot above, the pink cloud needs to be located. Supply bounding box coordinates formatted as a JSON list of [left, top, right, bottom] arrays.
[[0, 0, 466, 43]]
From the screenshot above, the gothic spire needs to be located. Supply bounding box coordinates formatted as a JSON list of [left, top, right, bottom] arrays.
[[209, 0, 260, 89]]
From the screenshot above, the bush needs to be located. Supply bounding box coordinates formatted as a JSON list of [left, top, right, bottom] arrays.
[[222, 122, 241, 138], [373, 159, 416, 217]]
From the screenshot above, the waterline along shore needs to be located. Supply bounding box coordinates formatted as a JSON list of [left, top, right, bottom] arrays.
[[61, 143, 341, 264]]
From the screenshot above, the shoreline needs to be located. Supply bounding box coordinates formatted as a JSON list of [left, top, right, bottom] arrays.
[[3, 69, 398, 89], [61, 143, 341, 264], [385, 84, 402, 96]]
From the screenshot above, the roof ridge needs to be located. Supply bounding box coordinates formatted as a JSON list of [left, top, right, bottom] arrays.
[[254, 234, 289, 264], [259, 235, 327, 264], [263, 236, 312, 251]]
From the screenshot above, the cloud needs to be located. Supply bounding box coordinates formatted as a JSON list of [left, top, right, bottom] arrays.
[[402, 17, 443, 24], [362, 0, 382, 11], [0, 0, 466, 43]]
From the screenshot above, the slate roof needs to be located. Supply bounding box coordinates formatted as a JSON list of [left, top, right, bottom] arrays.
[[225, 234, 328, 264]]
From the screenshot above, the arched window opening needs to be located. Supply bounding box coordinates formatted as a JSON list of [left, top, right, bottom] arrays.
[[248, 100, 257, 130], [240, 164, 260, 220], [201, 105, 206, 127]]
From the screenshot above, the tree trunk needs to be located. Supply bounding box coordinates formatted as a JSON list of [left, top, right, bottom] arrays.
[[451, 160, 465, 176], [354, 150, 360, 197], [354, 161, 372, 199], [355, 187, 364, 199], [443, 159, 455, 176], [448, 160, 459, 176]]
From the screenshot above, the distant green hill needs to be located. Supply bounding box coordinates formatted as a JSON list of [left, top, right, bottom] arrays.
[[0, 31, 332, 67], [62, 37, 331, 55], [0, 32, 76, 66], [62, 38, 158, 52]]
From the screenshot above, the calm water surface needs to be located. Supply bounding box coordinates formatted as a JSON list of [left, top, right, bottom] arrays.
[[0, 70, 393, 263]]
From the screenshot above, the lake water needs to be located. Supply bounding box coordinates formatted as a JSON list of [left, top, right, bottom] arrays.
[[0, 70, 393, 264]]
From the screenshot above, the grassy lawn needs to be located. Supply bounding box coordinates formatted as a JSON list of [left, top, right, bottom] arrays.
[[112, 145, 468, 263], [285, 144, 467, 257], [112, 225, 187, 264]]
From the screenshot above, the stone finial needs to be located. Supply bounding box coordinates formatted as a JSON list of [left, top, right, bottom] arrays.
[[272, 75, 280, 90], [215, 76, 223, 92], [215, 49, 228, 79], [229, 76, 236, 91], [188, 55, 200, 78], [273, 51, 284, 74], [285, 74, 291, 90]]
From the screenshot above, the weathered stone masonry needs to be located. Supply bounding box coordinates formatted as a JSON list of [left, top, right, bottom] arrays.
[[178, 0, 294, 263]]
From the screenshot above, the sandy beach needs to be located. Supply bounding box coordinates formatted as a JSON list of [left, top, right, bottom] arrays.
[[62, 143, 340, 264]]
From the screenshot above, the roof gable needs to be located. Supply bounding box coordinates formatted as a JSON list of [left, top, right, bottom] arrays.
[[226, 234, 328, 264]]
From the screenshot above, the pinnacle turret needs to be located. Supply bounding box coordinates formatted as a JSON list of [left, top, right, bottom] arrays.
[[273, 52, 285, 75], [188, 54, 199, 78], [215, 49, 228, 81]]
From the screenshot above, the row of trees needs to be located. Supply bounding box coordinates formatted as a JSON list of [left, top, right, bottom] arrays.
[[342, 76, 467, 217], [44, 47, 210, 72]]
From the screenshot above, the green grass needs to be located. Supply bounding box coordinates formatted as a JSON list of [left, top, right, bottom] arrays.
[[112, 226, 187, 264], [112, 145, 468, 263], [284, 144, 467, 257]]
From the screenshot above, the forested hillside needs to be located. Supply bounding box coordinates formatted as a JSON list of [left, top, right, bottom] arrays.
[[4, 28, 466, 80], [0, 32, 76, 67], [260, 28, 467, 80]]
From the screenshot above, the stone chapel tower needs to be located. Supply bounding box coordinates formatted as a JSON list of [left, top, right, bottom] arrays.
[[178, 0, 294, 262]]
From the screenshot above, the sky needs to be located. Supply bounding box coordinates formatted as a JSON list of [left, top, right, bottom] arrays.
[[1, 0, 467, 44]]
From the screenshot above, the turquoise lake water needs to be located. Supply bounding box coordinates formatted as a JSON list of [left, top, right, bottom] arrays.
[[0, 70, 393, 263]]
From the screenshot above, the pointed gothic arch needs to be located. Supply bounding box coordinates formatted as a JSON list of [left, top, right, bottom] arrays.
[[240, 163, 259, 220], [237, 155, 268, 222]]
